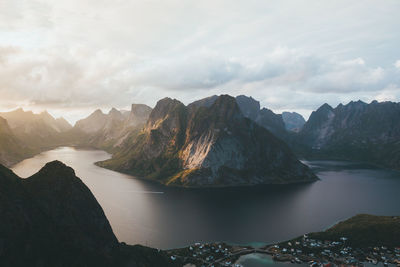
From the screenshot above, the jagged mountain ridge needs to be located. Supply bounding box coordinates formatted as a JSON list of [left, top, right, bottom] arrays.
[[0, 161, 176, 267], [296, 100, 400, 169], [73, 104, 152, 151], [0, 108, 72, 133], [0, 109, 73, 153], [191, 95, 288, 138], [98, 95, 317, 187]]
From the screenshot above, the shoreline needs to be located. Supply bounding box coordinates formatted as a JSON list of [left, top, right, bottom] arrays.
[[167, 215, 400, 266]]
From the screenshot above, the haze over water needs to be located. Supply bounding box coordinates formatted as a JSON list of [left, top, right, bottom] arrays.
[[12, 147, 400, 249]]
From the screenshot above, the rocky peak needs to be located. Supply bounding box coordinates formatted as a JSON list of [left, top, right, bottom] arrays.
[[74, 109, 109, 133], [307, 103, 335, 126], [127, 104, 152, 127], [131, 103, 152, 114], [282, 112, 306, 132], [23, 161, 119, 251], [187, 95, 219, 110], [235, 95, 260, 121], [209, 95, 243, 122], [31, 160, 76, 180], [317, 103, 334, 112], [147, 97, 186, 129], [93, 109, 105, 116], [108, 108, 124, 121], [340, 100, 367, 113]]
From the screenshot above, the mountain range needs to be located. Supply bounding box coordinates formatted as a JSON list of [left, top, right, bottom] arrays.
[[97, 95, 316, 187], [0, 160, 176, 266], [72, 104, 152, 151], [296, 100, 400, 170], [0, 109, 73, 165], [1, 95, 399, 183]]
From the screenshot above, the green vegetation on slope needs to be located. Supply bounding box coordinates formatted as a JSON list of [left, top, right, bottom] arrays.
[[309, 214, 400, 248]]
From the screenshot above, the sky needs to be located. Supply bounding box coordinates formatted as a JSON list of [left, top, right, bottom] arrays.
[[0, 0, 400, 124]]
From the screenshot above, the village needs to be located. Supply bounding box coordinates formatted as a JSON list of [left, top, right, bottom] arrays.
[[167, 236, 400, 267]]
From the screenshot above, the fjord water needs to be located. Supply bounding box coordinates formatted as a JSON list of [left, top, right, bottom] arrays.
[[12, 147, 400, 249]]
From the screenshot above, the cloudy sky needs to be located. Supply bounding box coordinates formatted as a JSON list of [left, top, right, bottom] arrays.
[[1, 0, 400, 123]]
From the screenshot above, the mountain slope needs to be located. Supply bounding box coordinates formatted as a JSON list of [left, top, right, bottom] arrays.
[[309, 214, 400, 248], [73, 105, 152, 151], [0, 116, 34, 166], [98, 95, 316, 187], [282, 112, 306, 132], [0, 161, 176, 267], [189, 95, 288, 138], [296, 100, 400, 169], [126, 104, 153, 127], [0, 108, 72, 150], [235, 95, 287, 138]]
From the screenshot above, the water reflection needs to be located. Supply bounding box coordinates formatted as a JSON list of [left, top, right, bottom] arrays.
[[12, 147, 400, 249]]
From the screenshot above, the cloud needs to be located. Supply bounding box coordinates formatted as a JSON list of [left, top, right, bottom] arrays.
[[0, 0, 400, 122], [1, 43, 399, 123]]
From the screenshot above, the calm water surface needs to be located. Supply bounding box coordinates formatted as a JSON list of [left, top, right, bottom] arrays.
[[11, 147, 400, 249]]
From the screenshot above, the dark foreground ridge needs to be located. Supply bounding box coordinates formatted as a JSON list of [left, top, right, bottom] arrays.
[[0, 161, 177, 267], [169, 214, 400, 266]]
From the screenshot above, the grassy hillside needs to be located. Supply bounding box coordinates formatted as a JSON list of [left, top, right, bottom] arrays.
[[309, 214, 400, 248]]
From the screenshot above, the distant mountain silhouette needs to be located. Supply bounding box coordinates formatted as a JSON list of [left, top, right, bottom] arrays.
[[296, 100, 400, 169]]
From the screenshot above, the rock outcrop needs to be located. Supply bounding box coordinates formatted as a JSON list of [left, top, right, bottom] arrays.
[[282, 112, 306, 132], [127, 104, 153, 127], [235, 95, 287, 138], [98, 95, 317, 187]]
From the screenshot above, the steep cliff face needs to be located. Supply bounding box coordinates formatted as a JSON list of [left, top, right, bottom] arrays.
[[297, 100, 400, 169], [298, 103, 336, 149], [99, 95, 316, 187], [282, 112, 306, 132], [127, 104, 152, 127], [0, 161, 175, 267], [235, 95, 260, 121], [235, 95, 287, 138], [75, 109, 115, 134], [98, 98, 187, 180]]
